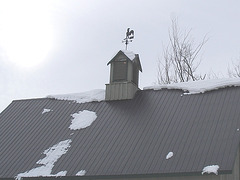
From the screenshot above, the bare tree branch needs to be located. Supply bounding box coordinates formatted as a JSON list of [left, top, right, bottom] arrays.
[[157, 17, 208, 84], [228, 57, 240, 78]]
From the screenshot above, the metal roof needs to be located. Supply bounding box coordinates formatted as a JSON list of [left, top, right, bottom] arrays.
[[1, 87, 240, 178]]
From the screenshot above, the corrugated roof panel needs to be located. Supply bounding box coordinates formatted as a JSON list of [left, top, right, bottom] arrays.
[[172, 94, 202, 172], [185, 91, 221, 172], [1, 87, 240, 178], [141, 90, 184, 174], [127, 91, 170, 174], [207, 89, 234, 166]]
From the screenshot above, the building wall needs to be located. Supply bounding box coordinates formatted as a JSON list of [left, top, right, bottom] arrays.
[[220, 146, 239, 180]]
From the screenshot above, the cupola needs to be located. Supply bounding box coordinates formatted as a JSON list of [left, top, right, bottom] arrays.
[[105, 50, 142, 101]]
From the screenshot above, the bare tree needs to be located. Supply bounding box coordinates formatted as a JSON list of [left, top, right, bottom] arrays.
[[157, 17, 208, 84], [228, 57, 240, 78]]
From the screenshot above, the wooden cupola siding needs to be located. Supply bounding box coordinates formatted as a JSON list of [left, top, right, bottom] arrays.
[[105, 50, 142, 101]]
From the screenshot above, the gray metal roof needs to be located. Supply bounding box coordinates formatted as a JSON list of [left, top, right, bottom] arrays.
[[1, 87, 240, 178]]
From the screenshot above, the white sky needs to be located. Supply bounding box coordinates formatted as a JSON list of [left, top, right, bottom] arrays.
[[0, 0, 240, 112]]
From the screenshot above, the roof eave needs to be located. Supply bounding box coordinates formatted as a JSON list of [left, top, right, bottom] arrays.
[[13, 170, 232, 180]]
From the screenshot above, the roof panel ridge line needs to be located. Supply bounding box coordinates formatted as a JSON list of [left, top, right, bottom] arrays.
[[124, 90, 169, 173], [14, 101, 56, 155], [226, 91, 240, 169], [187, 91, 217, 171], [91, 100, 138, 174], [1, 100, 40, 154], [176, 94, 205, 172], [97, 98, 146, 173], [0, 101, 18, 128], [164, 95, 196, 172], [222, 89, 240, 165], [211, 89, 236, 168], [69, 103, 109, 174], [68, 101, 125, 174], [173, 93, 204, 172], [12, 101, 71, 176], [37, 101, 90, 173], [138, 91, 181, 172], [117, 92, 159, 173], [194, 90, 227, 171], [220, 90, 240, 169], [200, 90, 229, 167], [146, 91, 187, 173]]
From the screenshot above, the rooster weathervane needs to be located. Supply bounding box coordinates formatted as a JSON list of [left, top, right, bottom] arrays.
[[122, 28, 134, 50]]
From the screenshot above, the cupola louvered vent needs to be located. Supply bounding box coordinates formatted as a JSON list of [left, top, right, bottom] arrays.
[[105, 50, 142, 101]]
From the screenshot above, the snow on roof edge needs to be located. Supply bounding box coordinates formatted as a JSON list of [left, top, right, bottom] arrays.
[[47, 89, 105, 104], [202, 165, 219, 175], [121, 50, 136, 60], [47, 78, 240, 104], [143, 78, 240, 94], [110, 50, 136, 61]]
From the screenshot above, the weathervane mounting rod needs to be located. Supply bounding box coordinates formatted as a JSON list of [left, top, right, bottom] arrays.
[[122, 28, 134, 50]]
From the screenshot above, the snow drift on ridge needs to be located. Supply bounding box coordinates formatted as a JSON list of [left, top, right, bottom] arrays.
[[47, 78, 240, 104], [110, 50, 135, 61], [121, 50, 135, 60], [144, 78, 240, 94], [47, 89, 105, 103]]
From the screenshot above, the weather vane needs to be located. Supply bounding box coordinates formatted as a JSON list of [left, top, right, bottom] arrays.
[[122, 28, 134, 50]]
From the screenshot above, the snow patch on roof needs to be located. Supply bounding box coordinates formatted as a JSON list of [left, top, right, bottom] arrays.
[[16, 139, 72, 180], [69, 110, 97, 130], [202, 165, 219, 175], [144, 78, 240, 94], [47, 89, 105, 104], [42, 108, 52, 114], [121, 50, 135, 60], [76, 170, 86, 176], [166, 152, 173, 160]]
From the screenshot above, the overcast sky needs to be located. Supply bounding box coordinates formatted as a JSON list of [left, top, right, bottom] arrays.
[[0, 0, 240, 112]]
